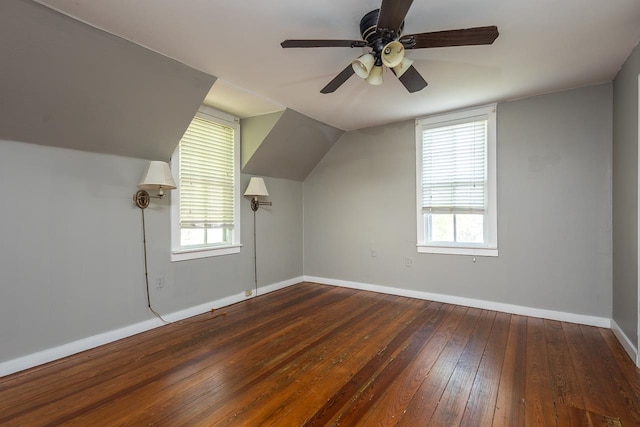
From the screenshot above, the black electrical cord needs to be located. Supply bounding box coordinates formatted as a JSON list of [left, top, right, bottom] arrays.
[[141, 209, 170, 324]]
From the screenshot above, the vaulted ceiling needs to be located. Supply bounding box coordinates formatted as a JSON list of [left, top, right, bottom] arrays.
[[32, 0, 640, 131], [0, 0, 346, 180]]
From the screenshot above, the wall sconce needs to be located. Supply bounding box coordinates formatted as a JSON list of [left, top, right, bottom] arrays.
[[133, 161, 177, 209], [133, 160, 176, 322], [244, 177, 272, 296], [244, 177, 272, 211]]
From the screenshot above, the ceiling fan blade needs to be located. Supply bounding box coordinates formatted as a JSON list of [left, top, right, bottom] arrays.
[[401, 26, 499, 49], [377, 0, 414, 33], [321, 65, 355, 94], [281, 39, 366, 48], [393, 65, 428, 93]]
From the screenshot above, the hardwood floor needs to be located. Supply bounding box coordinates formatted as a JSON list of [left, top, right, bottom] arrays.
[[1, 282, 639, 426]]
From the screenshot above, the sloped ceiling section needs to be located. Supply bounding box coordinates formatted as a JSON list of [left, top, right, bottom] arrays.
[[0, 0, 215, 161], [241, 109, 344, 181], [240, 110, 285, 170]]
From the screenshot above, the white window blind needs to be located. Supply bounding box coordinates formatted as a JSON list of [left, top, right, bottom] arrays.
[[421, 118, 487, 214], [179, 116, 235, 230]]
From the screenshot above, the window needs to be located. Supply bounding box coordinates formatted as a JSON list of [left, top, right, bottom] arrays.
[[171, 106, 241, 261], [416, 104, 497, 256]]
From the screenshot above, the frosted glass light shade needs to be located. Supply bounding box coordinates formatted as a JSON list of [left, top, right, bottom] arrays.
[[137, 161, 176, 191], [244, 177, 269, 197], [366, 65, 384, 85], [392, 57, 414, 78], [352, 53, 375, 78], [381, 41, 405, 68]]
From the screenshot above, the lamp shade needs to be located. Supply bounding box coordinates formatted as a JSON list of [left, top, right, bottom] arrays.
[[137, 161, 176, 191], [244, 177, 269, 197]]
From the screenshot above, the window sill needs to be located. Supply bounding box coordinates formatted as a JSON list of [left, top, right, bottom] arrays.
[[171, 244, 242, 262], [417, 245, 498, 257]]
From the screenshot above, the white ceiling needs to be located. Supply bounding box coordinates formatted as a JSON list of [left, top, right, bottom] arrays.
[[34, 0, 640, 131]]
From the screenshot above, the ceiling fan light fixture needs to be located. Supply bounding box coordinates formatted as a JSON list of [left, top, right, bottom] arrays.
[[352, 53, 375, 78], [281, 2, 498, 94], [381, 40, 405, 68], [366, 65, 384, 85], [392, 57, 413, 78]]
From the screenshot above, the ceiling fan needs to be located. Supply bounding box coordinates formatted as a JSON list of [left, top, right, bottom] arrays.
[[281, 0, 499, 94]]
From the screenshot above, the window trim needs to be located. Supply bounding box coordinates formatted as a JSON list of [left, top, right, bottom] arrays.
[[415, 104, 498, 257], [170, 106, 241, 262]]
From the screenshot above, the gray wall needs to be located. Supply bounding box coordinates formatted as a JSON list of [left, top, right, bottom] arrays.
[[304, 84, 613, 318], [0, 80, 619, 365], [0, 139, 302, 363], [613, 43, 640, 348]]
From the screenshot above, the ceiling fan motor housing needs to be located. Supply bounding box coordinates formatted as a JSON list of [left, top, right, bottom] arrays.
[[360, 9, 404, 60]]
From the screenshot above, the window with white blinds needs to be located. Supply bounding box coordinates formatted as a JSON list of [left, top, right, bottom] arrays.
[[416, 104, 498, 256], [179, 116, 235, 229], [421, 118, 487, 215], [171, 107, 240, 261]]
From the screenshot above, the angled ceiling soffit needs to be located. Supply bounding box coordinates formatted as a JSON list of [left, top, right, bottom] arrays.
[[241, 108, 344, 181], [241, 110, 286, 168], [0, 0, 215, 161]]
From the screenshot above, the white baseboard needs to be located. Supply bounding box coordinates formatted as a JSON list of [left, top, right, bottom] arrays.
[[0, 318, 163, 379], [258, 276, 304, 296], [2, 275, 623, 377], [303, 276, 611, 328], [0, 276, 302, 378], [610, 319, 639, 367]]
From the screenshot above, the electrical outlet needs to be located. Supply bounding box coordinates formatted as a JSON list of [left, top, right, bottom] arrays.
[[404, 258, 413, 267], [371, 250, 377, 258], [245, 290, 253, 297], [156, 276, 164, 289]]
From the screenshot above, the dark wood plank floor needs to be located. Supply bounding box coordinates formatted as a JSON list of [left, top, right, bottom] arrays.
[[1, 282, 639, 426]]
